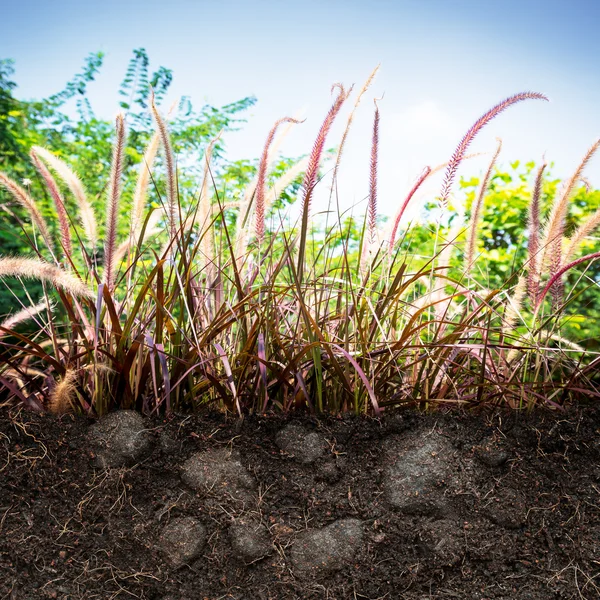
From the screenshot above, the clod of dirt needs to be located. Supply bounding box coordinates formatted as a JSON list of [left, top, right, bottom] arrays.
[[158, 516, 207, 568], [275, 423, 328, 463], [316, 458, 340, 482], [87, 409, 153, 468], [483, 486, 527, 529], [474, 435, 509, 467], [181, 447, 257, 503], [229, 518, 272, 563], [159, 431, 180, 455], [418, 518, 465, 566], [382, 430, 466, 516], [290, 518, 364, 578]]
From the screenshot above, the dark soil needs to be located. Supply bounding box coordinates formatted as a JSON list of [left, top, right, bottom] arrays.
[[1, 404, 600, 599]]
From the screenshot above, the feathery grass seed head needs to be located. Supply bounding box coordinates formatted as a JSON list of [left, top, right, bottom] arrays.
[[131, 132, 160, 238], [464, 138, 502, 274], [0, 300, 48, 336], [102, 114, 126, 290], [48, 369, 77, 414], [30, 148, 73, 259], [255, 117, 303, 242], [0, 257, 94, 298], [150, 91, 177, 242], [0, 172, 55, 254], [439, 92, 548, 210], [527, 161, 547, 304], [31, 146, 98, 248]]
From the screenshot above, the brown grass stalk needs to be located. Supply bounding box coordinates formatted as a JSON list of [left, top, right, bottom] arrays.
[[439, 92, 548, 210], [102, 114, 126, 290]]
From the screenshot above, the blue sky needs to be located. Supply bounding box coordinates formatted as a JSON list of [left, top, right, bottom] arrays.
[[3, 0, 600, 219]]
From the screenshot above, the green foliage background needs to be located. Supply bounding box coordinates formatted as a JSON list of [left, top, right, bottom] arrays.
[[0, 50, 301, 314]]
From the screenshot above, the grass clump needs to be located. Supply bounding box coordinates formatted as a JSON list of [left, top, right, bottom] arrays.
[[0, 78, 598, 418]]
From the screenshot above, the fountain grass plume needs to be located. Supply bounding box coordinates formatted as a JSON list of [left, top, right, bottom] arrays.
[[527, 161, 547, 304], [331, 64, 380, 190], [503, 275, 527, 334], [388, 166, 431, 249], [48, 369, 77, 414], [535, 250, 600, 312], [0, 300, 48, 336], [542, 139, 600, 264], [31, 146, 98, 249], [235, 115, 303, 263], [199, 132, 222, 209], [368, 98, 380, 245], [131, 132, 160, 237], [102, 114, 126, 290], [359, 97, 381, 275], [30, 148, 72, 260], [0, 257, 94, 298], [255, 117, 303, 242], [197, 131, 223, 283], [439, 92, 548, 210], [0, 172, 55, 255], [564, 204, 600, 264], [562, 142, 600, 264], [541, 139, 600, 305], [264, 157, 309, 214], [386, 154, 484, 251], [464, 138, 502, 274], [235, 157, 309, 262], [238, 115, 302, 220], [150, 90, 177, 243], [297, 83, 350, 278]]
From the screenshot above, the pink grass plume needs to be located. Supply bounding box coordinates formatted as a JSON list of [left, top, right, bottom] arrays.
[[439, 92, 548, 210]]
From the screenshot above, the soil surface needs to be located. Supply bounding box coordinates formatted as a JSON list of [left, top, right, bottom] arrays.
[[1, 404, 599, 599]]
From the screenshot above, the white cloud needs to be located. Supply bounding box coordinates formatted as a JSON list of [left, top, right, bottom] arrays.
[[388, 101, 458, 144]]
